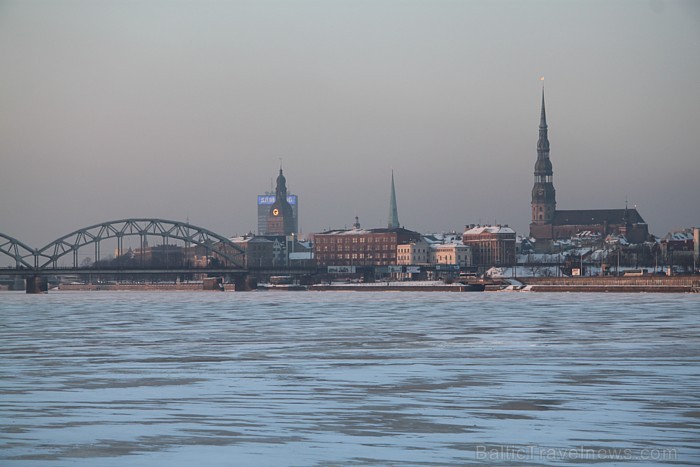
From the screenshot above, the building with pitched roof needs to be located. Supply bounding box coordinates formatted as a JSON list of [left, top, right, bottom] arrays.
[[313, 173, 419, 267], [529, 87, 649, 250], [463, 225, 516, 268], [313, 225, 421, 267]]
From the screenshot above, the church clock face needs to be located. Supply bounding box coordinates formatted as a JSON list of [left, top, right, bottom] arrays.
[[272, 208, 279, 216], [537, 188, 544, 196]]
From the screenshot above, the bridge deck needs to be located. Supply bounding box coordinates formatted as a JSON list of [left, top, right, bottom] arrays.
[[0, 266, 320, 276]]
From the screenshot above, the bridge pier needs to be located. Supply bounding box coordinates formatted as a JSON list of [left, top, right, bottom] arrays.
[[13, 277, 25, 291], [26, 276, 48, 294], [232, 274, 257, 291], [203, 277, 225, 291], [246, 276, 258, 290], [202, 275, 257, 291]]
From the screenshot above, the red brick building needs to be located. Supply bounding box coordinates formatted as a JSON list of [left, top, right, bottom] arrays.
[[313, 227, 421, 267], [462, 225, 516, 268]]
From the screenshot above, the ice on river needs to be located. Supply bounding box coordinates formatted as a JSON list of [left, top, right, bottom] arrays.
[[1, 291, 699, 465]]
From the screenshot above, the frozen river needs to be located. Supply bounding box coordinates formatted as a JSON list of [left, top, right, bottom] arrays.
[[1, 291, 699, 466]]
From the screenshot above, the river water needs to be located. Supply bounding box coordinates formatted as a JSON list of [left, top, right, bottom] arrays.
[[1, 291, 699, 466]]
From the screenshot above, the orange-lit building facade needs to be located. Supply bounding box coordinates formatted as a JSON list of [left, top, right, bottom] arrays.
[[462, 225, 516, 268], [313, 228, 421, 267]]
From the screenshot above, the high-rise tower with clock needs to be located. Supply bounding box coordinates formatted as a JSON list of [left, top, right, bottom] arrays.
[[266, 168, 296, 236]]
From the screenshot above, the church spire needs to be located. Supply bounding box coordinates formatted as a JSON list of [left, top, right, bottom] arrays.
[[388, 171, 400, 229], [531, 84, 556, 228], [537, 86, 549, 153], [539, 86, 547, 129]]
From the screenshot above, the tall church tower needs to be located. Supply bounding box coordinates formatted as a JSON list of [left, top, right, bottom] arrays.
[[530, 87, 556, 236], [388, 171, 400, 229], [267, 167, 295, 236]]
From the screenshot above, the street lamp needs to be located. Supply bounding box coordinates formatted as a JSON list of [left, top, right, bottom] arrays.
[[291, 233, 295, 267], [287, 233, 295, 268], [655, 247, 659, 274]]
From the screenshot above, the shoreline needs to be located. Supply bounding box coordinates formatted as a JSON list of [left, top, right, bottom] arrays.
[[11, 276, 693, 293], [308, 283, 485, 292], [516, 276, 699, 293], [53, 283, 211, 292]]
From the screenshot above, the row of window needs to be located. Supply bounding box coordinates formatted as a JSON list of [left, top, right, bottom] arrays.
[[315, 236, 396, 244], [398, 255, 467, 262], [317, 253, 393, 260], [397, 255, 428, 261], [318, 244, 393, 252]]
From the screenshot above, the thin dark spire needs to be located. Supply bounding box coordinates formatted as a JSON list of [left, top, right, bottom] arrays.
[[540, 86, 547, 129], [537, 84, 550, 154], [388, 171, 400, 229]]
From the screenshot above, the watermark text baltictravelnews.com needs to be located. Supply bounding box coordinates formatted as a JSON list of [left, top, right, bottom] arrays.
[[475, 445, 678, 462]]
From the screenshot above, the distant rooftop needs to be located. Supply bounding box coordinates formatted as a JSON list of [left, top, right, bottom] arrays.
[[553, 208, 645, 226], [664, 231, 694, 241], [317, 227, 419, 236], [463, 225, 516, 235], [229, 235, 273, 243]]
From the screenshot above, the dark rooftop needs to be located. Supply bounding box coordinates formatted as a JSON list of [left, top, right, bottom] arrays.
[[553, 208, 646, 226]]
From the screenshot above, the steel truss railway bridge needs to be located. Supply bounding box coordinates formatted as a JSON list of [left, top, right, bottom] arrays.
[[0, 218, 316, 293]]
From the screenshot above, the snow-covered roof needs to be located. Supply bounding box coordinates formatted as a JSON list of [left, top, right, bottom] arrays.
[[319, 229, 372, 235], [603, 233, 629, 245], [229, 235, 273, 243], [575, 230, 601, 238], [421, 233, 463, 245], [432, 243, 469, 250], [463, 225, 516, 235], [318, 227, 418, 236], [566, 247, 593, 257], [665, 231, 694, 241]]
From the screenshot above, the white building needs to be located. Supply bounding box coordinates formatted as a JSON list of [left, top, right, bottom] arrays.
[[397, 238, 431, 266], [431, 243, 472, 267], [396, 234, 472, 268]]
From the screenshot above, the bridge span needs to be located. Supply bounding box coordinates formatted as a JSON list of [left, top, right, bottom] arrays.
[[0, 218, 265, 293]]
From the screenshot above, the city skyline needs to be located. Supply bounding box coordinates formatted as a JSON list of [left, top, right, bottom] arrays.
[[1, 0, 699, 247]]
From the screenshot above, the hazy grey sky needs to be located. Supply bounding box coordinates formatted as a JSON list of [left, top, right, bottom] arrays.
[[1, 0, 699, 249]]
